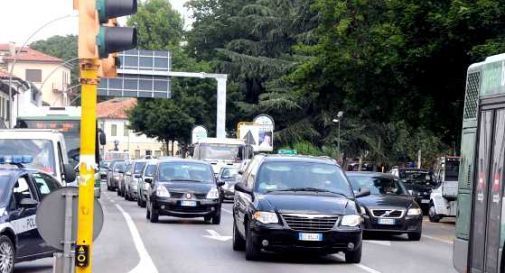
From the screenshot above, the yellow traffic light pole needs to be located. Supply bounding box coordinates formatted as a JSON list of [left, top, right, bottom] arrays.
[[76, 58, 99, 273]]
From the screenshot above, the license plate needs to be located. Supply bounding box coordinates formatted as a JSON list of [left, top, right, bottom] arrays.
[[421, 199, 430, 204], [180, 201, 197, 207], [378, 218, 396, 225], [298, 233, 323, 241]]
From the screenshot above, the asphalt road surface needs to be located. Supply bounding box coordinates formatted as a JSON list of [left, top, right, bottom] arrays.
[[15, 187, 457, 273]]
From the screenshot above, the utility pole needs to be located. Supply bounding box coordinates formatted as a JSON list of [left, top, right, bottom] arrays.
[[75, 0, 137, 272]]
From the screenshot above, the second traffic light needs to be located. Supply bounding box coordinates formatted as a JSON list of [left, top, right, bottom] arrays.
[[96, 0, 137, 58]]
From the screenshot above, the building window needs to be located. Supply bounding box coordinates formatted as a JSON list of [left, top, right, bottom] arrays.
[[135, 150, 141, 159], [111, 124, 117, 136], [124, 125, 129, 136], [25, 69, 42, 82], [155, 150, 161, 157], [146, 150, 152, 156]]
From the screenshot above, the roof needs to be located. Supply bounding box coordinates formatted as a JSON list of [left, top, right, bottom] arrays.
[[196, 138, 245, 145], [346, 171, 396, 179], [97, 98, 137, 119], [158, 158, 212, 166], [262, 154, 337, 165], [0, 45, 63, 63]]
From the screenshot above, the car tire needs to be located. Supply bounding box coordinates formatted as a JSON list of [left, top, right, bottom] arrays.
[[233, 220, 245, 251], [212, 212, 221, 225], [140, 198, 147, 208], [117, 188, 121, 196], [428, 205, 441, 223], [137, 196, 142, 207], [408, 231, 422, 241], [146, 204, 151, 220], [345, 243, 362, 264], [245, 225, 261, 261], [150, 203, 159, 223], [0, 235, 15, 273]]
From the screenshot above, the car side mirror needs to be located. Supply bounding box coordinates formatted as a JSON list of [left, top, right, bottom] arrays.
[[64, 163, 76, 183], [19, 198, 38, 208], [235, 182, 252, 195], [238, 170, 244, 175], [355, 188, 371, 198], [144, 177, 153, 184], [217, 181, 225, 187], [126, 172, 132, 176], [134, 174, 141, 179]]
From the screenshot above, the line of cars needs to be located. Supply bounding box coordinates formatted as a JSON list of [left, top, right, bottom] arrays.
[[103, 154, 428, 263]]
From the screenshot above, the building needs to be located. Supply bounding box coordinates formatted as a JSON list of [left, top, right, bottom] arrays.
[[0, 43, 71, 107], [97, 98, 172, 159], [0, 68, 42, 128]]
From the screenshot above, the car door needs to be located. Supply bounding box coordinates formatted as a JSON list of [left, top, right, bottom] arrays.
[[8, 174, 40, 258], [234, 158, 259, 235]]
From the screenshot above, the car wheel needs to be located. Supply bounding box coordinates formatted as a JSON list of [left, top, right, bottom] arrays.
[[137, 195, 142, 207], [140, 198, 147, 208], [150, 203, 159, 223], [212, 212, 221, 225], [0, 235, 15, 273], [233, 220, 245, 251], [408, 231, 422, 241], [146, 203, 151, 220], [344, 243, 362, 264], [428, 205, 441, 223], [245, 224, 261, 260], [117, 188, 121, 196]]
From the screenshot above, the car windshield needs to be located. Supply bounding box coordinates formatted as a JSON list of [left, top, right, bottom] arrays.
[[114, 162, 125, 172], [200, 144, 239, 161], [348, 175, 407, 195], [400, 171, 433, 184], [145, 164, 157, 177], [221, 168, 238, 179], [0, 139, 56, 175], [255, 161, 353, 197], [445, 161, 460, 181], [134, 162, 146, 174], [158, 162, 214, 183]]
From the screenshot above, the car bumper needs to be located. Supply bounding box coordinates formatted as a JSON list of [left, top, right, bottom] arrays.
[[154, 198, 221, 218], [250, 223, 362, 254], [415, 197, 430, 209], [362, 215, 422, 233]]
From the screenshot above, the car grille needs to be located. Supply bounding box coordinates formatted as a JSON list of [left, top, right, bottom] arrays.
[[170, 192, 207, 200], [371, 209, 405, 218], [281, 214, 338, 232]]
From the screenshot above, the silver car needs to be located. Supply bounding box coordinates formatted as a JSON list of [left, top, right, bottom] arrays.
[[124, 160, 148, 201]]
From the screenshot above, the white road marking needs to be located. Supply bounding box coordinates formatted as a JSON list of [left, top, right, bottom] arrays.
[[115, 204, 159, 273], [203, 229, 232, 241], [365, 240, 391, 247], [422, 235, 453, 245], [222, 208, 233, 214], [355, 264, 383, 273]]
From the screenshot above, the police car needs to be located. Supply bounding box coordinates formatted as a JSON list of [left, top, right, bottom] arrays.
[[0, 155, 62, 273]]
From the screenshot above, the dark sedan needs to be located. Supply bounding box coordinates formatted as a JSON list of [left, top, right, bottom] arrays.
[[145, 159, 224, 224], [233, 154, 369, 262], [347, 172, 423, 241], [392, 168, 437, 212]]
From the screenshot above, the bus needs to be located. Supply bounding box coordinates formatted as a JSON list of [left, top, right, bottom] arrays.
[[192, 138, 254, 174], [454, 53, 505, 273]]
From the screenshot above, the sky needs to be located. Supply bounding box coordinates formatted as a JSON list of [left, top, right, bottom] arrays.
[[0, 0, 191, 45]]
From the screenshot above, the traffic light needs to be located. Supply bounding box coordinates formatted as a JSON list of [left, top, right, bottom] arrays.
[[96, 0, 137, 58], [99, 52, 119, 78]]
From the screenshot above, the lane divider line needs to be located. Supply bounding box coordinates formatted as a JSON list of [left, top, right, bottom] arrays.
[[365, 240, 391, 247], [335, 254, 383, 273], [422, 235, 453, 245], [115, 204, 159, 273]]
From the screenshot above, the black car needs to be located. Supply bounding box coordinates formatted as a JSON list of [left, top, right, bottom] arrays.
[[347, 172, 423, 241], [232, 155, 369, 262], [217, 166, 240, 201], [145, 159, 224, 224], [0, 156, 63, 273], [392, 168, 437, 212]]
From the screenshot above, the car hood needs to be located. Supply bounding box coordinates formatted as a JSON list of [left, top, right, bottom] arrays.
[[403, 183, 433, 193], [257, 193, 355, 215], [357, 194, 415, 209], [161, 181, 214, 194]]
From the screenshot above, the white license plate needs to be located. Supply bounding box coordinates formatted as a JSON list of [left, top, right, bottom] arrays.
[[180, 201, 197, 207], [421, 199, 430, 204], [298, 233, 323, 241], [378, 218, 396, 225]]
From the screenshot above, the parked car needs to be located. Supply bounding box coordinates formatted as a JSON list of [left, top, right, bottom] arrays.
[[99, 161, 111, 181], [232, 154, 369, 262], [117, 162, 130, 197], [137, 160, 158, 208], [217, 166, 240, 201], [347, 172, 423, 240], [106, 160, 123, 191], [124, 160, 148, 201], [145, 158, 224, 224], [390, 167, 437, 213]]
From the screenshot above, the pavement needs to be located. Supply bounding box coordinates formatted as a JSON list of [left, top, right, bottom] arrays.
[[15, 186, 458, 273]]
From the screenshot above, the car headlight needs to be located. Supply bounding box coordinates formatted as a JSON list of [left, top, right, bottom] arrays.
[[252, 211, 279, 224], [206, 187, 220, 199], [341, 215, 362, 227], [156, 186, 170, 198], [360, 206, 367, 214], [407, 208, 422, 216]]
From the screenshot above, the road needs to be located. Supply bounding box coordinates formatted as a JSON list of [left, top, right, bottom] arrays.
[[15, 187, 457, 273]]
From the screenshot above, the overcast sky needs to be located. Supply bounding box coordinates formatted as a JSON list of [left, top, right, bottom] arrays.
[[0, 0, 191, 45]]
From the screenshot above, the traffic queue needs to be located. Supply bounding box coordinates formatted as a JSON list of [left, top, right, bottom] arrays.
[[100, 153, 441, 263]]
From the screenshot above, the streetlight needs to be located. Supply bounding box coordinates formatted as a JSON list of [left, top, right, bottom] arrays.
[[332, 111, 344, 162]]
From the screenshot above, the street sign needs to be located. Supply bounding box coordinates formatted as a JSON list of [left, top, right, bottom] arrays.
[[237, 114, 275, 152], [75, 245, 89, 267], [192, 126, 208, 144], [36, 187, 104, 250], [278, 149, 297, 155], [98, 49, 171, 98]]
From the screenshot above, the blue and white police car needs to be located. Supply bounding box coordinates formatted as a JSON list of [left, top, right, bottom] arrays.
[[0, 155, 62, 273]]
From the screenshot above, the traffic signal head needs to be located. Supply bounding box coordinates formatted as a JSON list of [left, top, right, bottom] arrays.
[[96, 0, 137, 23]]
